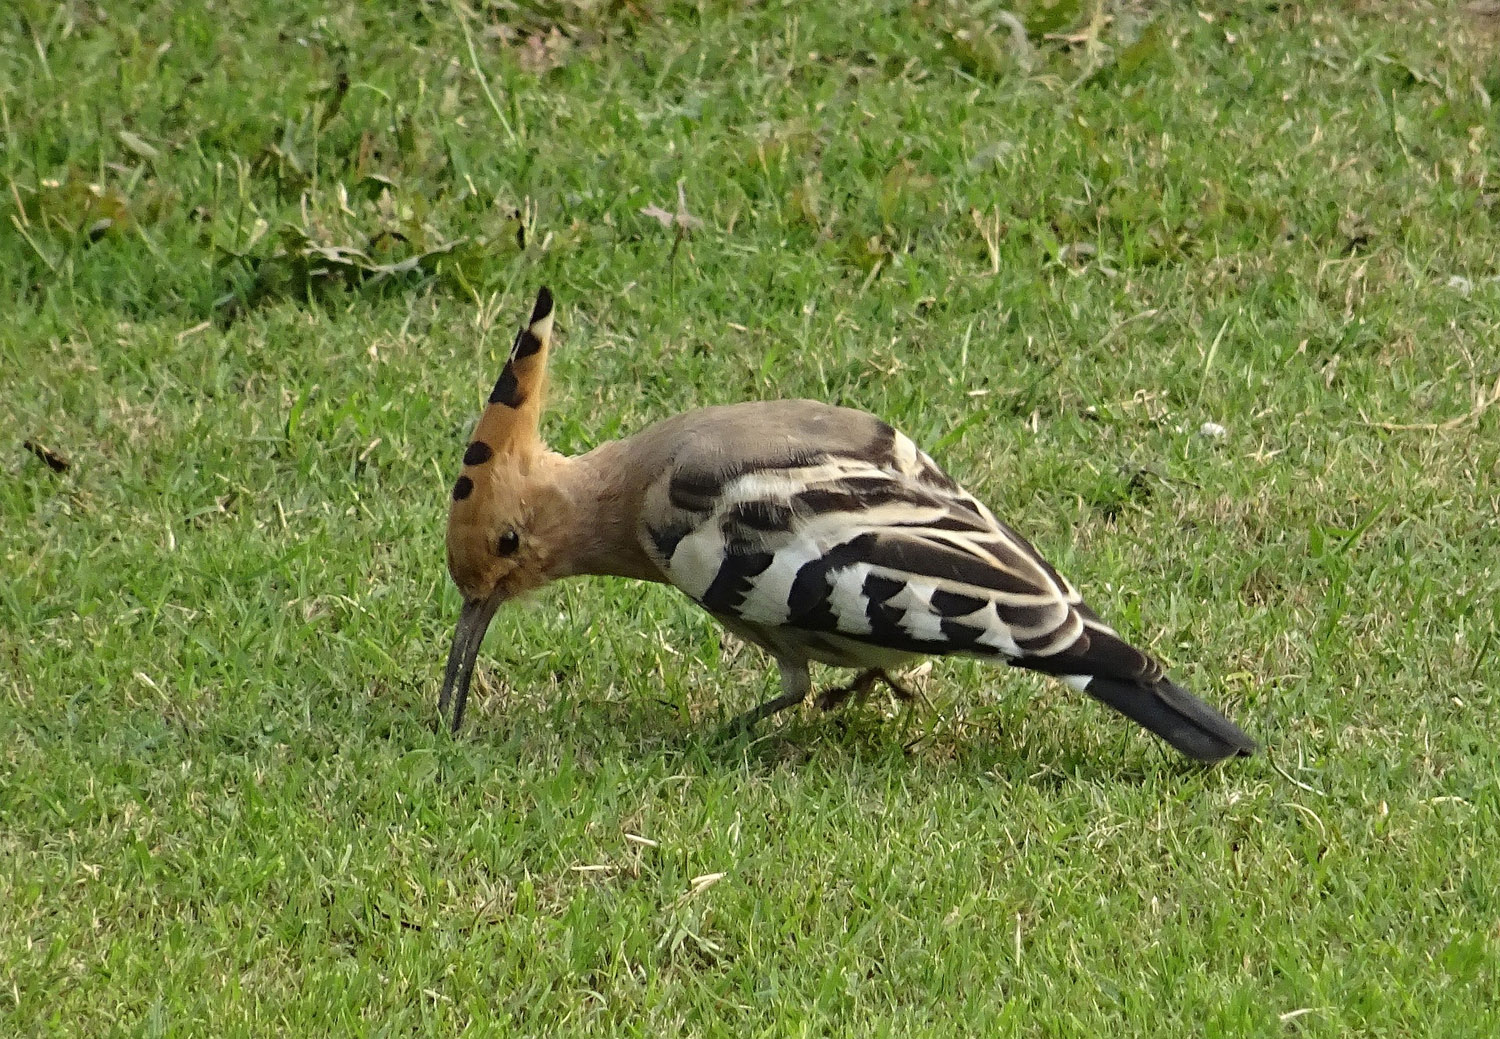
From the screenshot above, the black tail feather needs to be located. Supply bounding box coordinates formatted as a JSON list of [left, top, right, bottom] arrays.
[[1083, 676, 1256, 763]]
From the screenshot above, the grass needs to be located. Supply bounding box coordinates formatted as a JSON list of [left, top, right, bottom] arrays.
[[3, 0, 1500, 1033]]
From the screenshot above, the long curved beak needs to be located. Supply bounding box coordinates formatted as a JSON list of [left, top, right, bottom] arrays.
[[438, 596, 501, 732]]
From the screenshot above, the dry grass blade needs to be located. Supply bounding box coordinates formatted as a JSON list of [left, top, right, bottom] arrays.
[[1361, 372, 1500, 431], [641, 181, 704, 232]]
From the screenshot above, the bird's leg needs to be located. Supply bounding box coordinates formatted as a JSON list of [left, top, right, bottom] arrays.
[[718, 660, 811, 738], [815, 668, 916, 712]]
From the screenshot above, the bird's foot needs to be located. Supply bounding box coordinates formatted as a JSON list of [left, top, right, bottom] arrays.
[[815, 669, 916, 712]]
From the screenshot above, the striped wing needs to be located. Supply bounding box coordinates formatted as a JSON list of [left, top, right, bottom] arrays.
[[641, 424, 1160, 683]]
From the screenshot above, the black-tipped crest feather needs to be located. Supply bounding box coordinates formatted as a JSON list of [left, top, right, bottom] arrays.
[[489, 364, 523, 407], [529, 285, 554, 324]]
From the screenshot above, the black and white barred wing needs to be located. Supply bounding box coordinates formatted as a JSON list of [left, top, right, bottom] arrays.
[[639, 431, 1160, 685]]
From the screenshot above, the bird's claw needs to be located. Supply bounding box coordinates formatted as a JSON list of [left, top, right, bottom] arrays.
[[814, 669, 915, 712]]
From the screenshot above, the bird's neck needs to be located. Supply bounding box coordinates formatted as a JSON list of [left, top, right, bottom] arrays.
[[546, 438, 666, 585]]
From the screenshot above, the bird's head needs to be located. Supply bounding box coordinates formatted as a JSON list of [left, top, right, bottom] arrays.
[[439, 286, 569, 731]]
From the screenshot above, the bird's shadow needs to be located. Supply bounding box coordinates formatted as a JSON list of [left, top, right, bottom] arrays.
[[437, 681, 1215, 793]]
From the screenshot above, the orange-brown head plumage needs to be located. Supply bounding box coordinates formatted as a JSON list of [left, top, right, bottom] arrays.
[[440, 286, 562, 729], [444, 287, 556, 599]]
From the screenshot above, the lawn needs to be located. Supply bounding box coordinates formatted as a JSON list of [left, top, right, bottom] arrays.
[[3, 0, 1499, 1034]]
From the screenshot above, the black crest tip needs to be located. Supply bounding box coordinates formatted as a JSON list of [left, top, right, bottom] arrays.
[[529, 286, 554, 325]]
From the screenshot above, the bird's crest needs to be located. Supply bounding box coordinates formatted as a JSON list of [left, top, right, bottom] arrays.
[[470, 286, 554, 467], [447, 286, 554, 506]]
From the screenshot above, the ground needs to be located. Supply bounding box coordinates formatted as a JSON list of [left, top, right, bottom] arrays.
[[2, 0, 1499, 1034]]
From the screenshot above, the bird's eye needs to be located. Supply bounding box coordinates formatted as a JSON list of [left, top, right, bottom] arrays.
[[497, 529, 521, 556]]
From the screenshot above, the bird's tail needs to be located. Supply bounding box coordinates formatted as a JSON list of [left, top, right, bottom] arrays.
[[1081, 675, 1256, 763]]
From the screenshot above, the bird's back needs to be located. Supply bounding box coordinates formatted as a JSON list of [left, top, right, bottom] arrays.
[[626, 399, 904, 476], [628, 400, 1121, 668]]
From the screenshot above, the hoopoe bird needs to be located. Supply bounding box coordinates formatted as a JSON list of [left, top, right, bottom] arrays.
[[440, 288, 1256, 763]]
